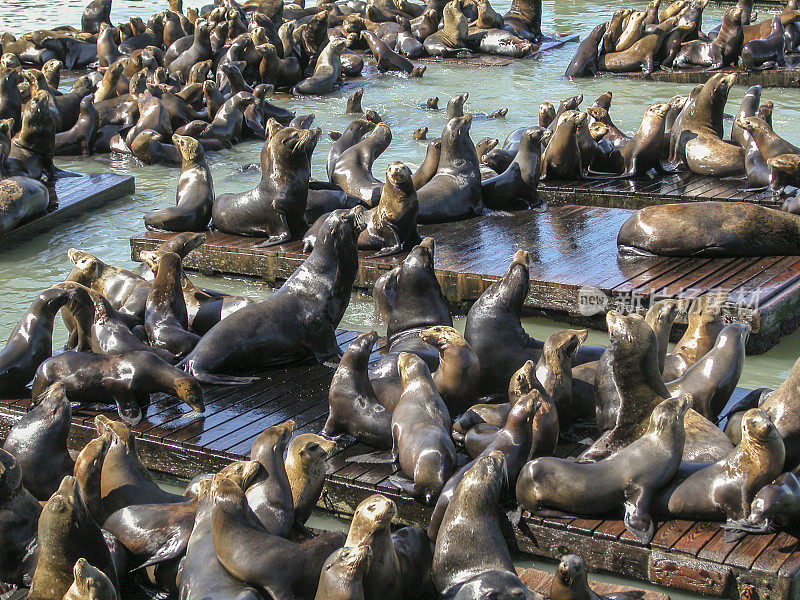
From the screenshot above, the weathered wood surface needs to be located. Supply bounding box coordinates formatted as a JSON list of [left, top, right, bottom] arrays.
[[597, 66, 800, 88], [0, 341, 797, 600], [0, 173, 135, 248], [517, 567, 671, 600], [131, 205, 800, 353]]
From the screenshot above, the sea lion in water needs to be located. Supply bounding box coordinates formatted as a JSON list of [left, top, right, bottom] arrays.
[[2, 382, 73, 501], [654, 408, 785, 523], [82, 0, 112, 33], [585, 310, 733, 463], [549, 555, 640, 600], [180, 207, 365, 383], [314, 545, 373, 600], [0, 448, 41, 587], [347, 88, 364, 114], [0, 286, 74, 389], [323, 331, 393, 450], [211, 475, 346, 600], [213, 120, 321, 245], [144, 135, 215, 232], [618, 202, 800, 258], [285, 433, 336, 530], [387, 352, 456, 504], [63, 559, 118, 600], [518, 396, 691, 543], [327, 119, 376, 180], [246, 420, 296, 537], [27, 476, 119, 600]]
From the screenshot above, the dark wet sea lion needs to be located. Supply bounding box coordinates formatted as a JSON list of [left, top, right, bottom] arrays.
[[323, 331, 393, 449], [82, 0, 112, 33], [585, 311, 732, 463], [412, 137, 441, 189], [733, 472, 800, 534], [549, 555, 637, 600], [424, 0, 471, 56], [63, 559, 118, 600], [27, 476, 119, 600], [387, 352, 456, 504], [347, 87, 364, 114], [606, 102, 671, 177], [246, 421, 295, 537], [180, 207, 365, 383], [598, 19, 673, 74], [655, 408, 784, 524], [211, 475, 346, 600], [293, 37, 349, 95], [315, 545, 373, 600], [6, 90, 60, 182], [0, 448, 41, 587], [144, 134, 214, 231], [332, 122, 392, 206], [54, 95, 98, 156], [130, 130, 182, 165], [565, 22, 606, 77], [362, 29, 421, 74], [666, 323, 748, 420], [750, 354, 800, 469], [0, 286, 74, 389], [618, 202, 800, 258], [2, 382, 73, 501], [327, 118, 375, 179], [286, 433, 336, 529], [674, 5, 744, 68], [213, 120, 321, 245], [518, 396, 690, 543], [741, 16, 786, 70], [446, 93, 468, 120]]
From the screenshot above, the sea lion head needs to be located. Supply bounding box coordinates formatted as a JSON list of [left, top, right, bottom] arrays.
[[747, 473, 800, 530], [645, 101, 670, 121], [427, 96, 439, 109], [735, 115, 764, 135], [475, 136, 498, 154], [138, 249, 163, 273], [218, 460, 262, 490], [741, 408, 780, 446], [0, 53, 20, 70], [66, 558, 117, 600], [724, 4, 743, 25], [586, 105, 607, 123], [768, 154, 800, 176], [251, 420, 296, 458], [464, 450, 507, 496], [414, 126, 428, 140], [328, 36, 350, 55], [95, 414, 135, 449], [539, 102, 555, 124], [385, 161, 415, 195], [171, 375, 205, 414], [348, 494, 397, 546], [265, 119, 321, 162], [647, 394, 691, 437], [320, 546, 372, 593], [544, 329, 588, 365], [315, 205, 367, 257], [509, 360, 536, 401], [289, 433, 336, 470], [172, 134, 203, 162], [588, 122, 609, 141], [449, 92, 468, 114], [46, 475, 85, 520], [403, 236, 435, 272], [452, 570, 539, 600], [555, 554, 589, 590], [606, 310, 656, 357], [419, 325, 469, 351], [560, 94, 583, 112], [708, 72, 736, 105], [68, 248, 101, 278], [0, 449, 23, 502], [508, 389, 540, 429], [30, 381, 72, 418], [344, 331, 379, 367]]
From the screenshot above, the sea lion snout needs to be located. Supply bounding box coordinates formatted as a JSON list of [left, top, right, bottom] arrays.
[[743, 408, 777, 441]]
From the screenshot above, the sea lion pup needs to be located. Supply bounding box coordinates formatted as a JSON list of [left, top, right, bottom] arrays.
[[418, 326, 480, 415], [32, 350, 204, 426], [2, 382, 73, 501], [387, 353, 456, 504], [212, 119, 321, 246], [0, 286, 75, 389], [347, 87, 364, 114], [94, 415, 188, 516], [356, 161, 419, 256], [662, 294, 725, 382], [654, 408, 785, 526], [315, 545, 373, 600], [143, 251, 200, 357], [665, 323, 749, 420], [144, 135, 214, 232], [28, 476, 119, 600], [331, 122, 392, 207], [286, 433, 336, 531], [618, 202, 800, 258], [245, 420, 295, 537], [63, 559, 118, 600], [66, 248, 150, 320], [729, 472, 800, 535], [428, 390, 539, 540], [645, 299, 679, 374], [344, 494, 433, 600], [673, 5, 744, 69], [518, 396, 691, 543], [211, 475, 346, 600], [0, 448, 41, 587], [180, 207, 365, 383], [434, 452, 537, 599], [323, 331, 393, 449], [736, 115, 800, 162]]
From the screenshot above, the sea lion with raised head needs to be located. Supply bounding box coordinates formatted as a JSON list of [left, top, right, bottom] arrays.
[[662, 294, 726, 382], [286, 433, 336, 530], [314, 546, 373, 600], [331, 122, 392, 206], [293, 37, 349, 95], [412, 137, 442, 189], [740, 16, 786, 70], [327, 118, 375, 179], [673, 5, 744, 68], [63, 559, 118, 600], [423, 0, 471, 56], [246, 420, 296, 537], [565, 23, 607, 77], [419, 325, 481, 415], [645, 299, 679, 374], [54, 95, 98, 156]]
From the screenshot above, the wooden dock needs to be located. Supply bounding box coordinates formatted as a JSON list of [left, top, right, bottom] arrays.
[[0, 173, 135, 248], [598, 67, 800, 88], [0, 333, 796, 600], [131, 205, 800, 353]]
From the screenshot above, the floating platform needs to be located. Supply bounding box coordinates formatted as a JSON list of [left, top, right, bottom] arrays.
[[517, 567, 670, 600], [0, 337, 794, 600], [598, 66, 800, 88], [0, 172, 135, 248], [417, 35, 580, 67], [131, 204, 800, 353]]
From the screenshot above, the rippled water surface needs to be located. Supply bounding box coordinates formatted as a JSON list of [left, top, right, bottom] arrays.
[[2, 0, 800, 390]]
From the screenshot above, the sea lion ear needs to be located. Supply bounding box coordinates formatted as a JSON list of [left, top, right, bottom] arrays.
[[266, 118, 283, 139]]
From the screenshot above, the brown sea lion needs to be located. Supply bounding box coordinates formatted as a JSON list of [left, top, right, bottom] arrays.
[[211, 475, 346, 600], [347, 88, 364, 114], [6, 90, 60, 181], [598, 19, 674, 74], [736, 115, 800, 163], [549, 555, 642, 600], [645, 299, 679, 374], [423, 0, 471, 56], [419, 326, 481, 415], [63, 559, 118, 600], [673, 5, 744, 68], [615, 10, 647, 52], [541, 111, 585, 180], [314, 545, 373, 600], [286, 433, 336, 530], [245, 421, 295, 537], [0, 174, 50, 234], [768, 154, 800, 196], [662, 294, 725, 381], [564, 22, 606, 77], [605, 102, 671, 177], [518, 396, 691, 543], [331, 122, 392, 207]]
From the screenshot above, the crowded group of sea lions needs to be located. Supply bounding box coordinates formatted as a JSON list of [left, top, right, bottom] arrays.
[[566, 0, 800, 76]]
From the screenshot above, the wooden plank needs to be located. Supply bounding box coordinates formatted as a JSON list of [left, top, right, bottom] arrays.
[[517, 567, 671, 600], [598, 67, 800, 88]]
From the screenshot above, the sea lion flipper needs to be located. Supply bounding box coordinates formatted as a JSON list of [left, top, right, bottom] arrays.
[[623, 487, 655, 544], [115, 394, 143, 426], [388, 474, 419, 496], [308, 319, 343, 366]]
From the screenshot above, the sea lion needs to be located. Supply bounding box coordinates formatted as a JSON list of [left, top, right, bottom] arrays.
[[343, 494, 433, 600], [736, 115, 799, 162], [665, 323, 749, 420], [327, 118, 375, 180], [144, 134, 214, 231], [518, 396, 691, 543], [82, 0, 112, 33], [210, 475, 346, 600], [662, 294, 725, 382], [286, 433, 336, 530], [63, 559, 118, 600], [362, 30, 422, 74], [618, 202, 800, 258], [674, 5, 744, 69], [645, 299, 679, 374], [2, 382, 73, 501], [502, 0, 543, 41], [396, 16, 426, 58], [615, 11, 647, 52], [0, 448, 41, 587], [130, 130, 182, 166], [412, 137, 441, 189], [604, 102, 671, 177], [246, 421, 296, 537], [54, 95, 98, 156], [598, 19, 673, 74], [434, 452, 536, 598], [293, 37, 349, 95], [584, 311, 732, 463], [323, 331, 393, 449], [550, 555, 635, 600], [750, 354, 800, 469], [347, 88, 364, 114], [446, 93, 469, 120], [424, 0, 471, 56], [27, 476, 119, 600], [212, 120, 321, 245], [655, 408, 784, 524], [419, 326, 481, 415], [540, 111, 585, 180], [180, 207, 365, 383], [0, 174, 50, 233], [0, 286, 74, 389], [387, 352, 456, 504], [414, 127, 428, 141], [565, 22, 606, 77], [315, 546, 373, 600], [741, 16, 786, 70], [168, 21, 214, 80], [417, 114, 484, 222], [6, 90, 60, 182], [732, 472, 800, 534], [331, 122, 392, 206]]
